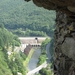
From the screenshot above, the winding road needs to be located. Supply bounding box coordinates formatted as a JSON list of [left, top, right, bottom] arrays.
[[46, 43, 51, 63], [27, 43, 51, 75]]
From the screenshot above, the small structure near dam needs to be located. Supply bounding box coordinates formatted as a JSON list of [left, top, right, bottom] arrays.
[[24, 44, 32, 56]]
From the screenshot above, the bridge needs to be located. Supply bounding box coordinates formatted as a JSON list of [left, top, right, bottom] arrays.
[[19, 37, 47, 52], [27, 61, 47, 75]]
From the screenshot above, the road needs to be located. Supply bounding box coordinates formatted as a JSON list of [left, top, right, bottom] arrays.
[[46, 43, 51, 63]]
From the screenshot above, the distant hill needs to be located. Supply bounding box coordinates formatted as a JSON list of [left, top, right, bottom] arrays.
[[0, 0, 56, 36]]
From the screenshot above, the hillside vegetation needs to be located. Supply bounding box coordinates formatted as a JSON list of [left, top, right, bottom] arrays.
[[0, 24, 27, 75], [0, 0, 55, 36], [0, 0, 55, 74]]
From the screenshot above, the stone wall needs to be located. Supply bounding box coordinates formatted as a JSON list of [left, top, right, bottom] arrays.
[[25, 0, 75, 75], [54, 12, 75, 75]]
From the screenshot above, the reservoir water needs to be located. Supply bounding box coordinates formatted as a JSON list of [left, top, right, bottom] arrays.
[[28, 48, 41, 71]]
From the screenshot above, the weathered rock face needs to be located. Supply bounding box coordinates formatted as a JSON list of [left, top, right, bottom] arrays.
[[25, 0, 75, 21], [54, 12, 75, 75], [25, 0, 75, 75], [61, 38, 75, 60]]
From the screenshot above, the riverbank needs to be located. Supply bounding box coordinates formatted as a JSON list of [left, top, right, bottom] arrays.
[[27, 42, 51, 75], [23, 48, 35, 74], [36, 39, 54, 75], [37, 38, 50, 66], [28, 48, 41, 71]]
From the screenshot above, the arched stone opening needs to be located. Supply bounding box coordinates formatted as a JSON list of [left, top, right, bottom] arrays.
[[25, 0, 75, 75]]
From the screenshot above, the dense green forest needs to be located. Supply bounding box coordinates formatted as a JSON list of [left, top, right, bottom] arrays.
[[0, 0, 55, 75], [0, 0, 55, 36], [0, 24, 27, 75], [0, 24, 20, 48]]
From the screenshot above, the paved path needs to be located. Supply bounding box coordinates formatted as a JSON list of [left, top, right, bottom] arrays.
[[46, 43, 51, 63]]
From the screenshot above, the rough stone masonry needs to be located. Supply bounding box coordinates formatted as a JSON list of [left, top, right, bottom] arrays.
[[25, 0, 75, 75]]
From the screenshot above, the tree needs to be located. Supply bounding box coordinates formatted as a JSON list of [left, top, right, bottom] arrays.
[[0, 23, 4, 29]]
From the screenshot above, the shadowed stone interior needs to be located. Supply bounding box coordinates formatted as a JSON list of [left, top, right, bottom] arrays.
[[25, 0, 75, 75]]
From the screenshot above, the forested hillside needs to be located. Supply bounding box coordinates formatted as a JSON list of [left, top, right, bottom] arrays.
[[0, 0, 55, 74], [0, 24, 27, 75], [0, 0, 55, 36]]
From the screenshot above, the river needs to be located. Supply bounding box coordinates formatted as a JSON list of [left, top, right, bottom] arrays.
[[28, 48, 41, 71]]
